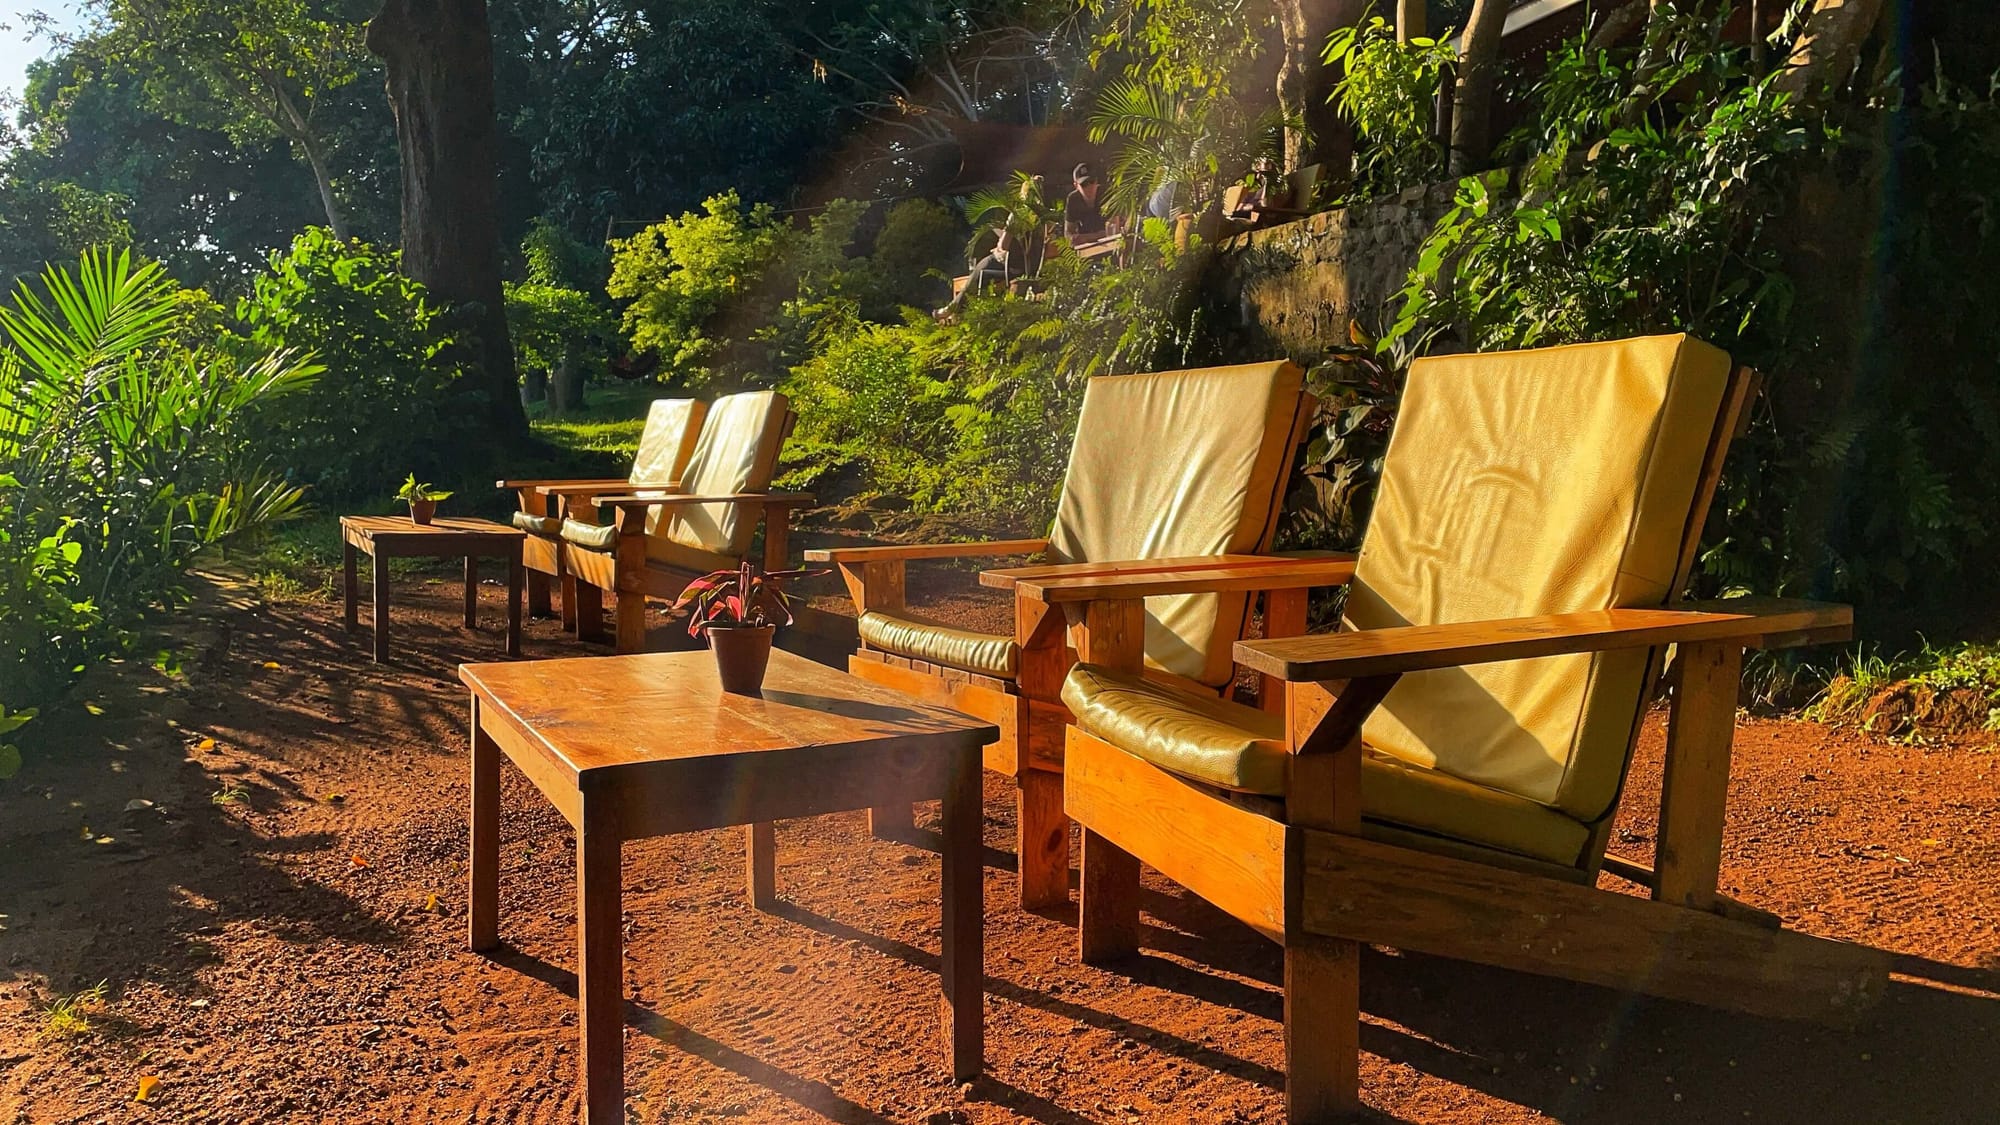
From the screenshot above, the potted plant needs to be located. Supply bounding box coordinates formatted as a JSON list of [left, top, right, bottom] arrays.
[[674, 561, 821, 694], [396, 474, 453, 525]]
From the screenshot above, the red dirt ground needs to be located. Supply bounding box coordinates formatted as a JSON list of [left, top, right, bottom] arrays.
[[2, 568, 1997, 1124]]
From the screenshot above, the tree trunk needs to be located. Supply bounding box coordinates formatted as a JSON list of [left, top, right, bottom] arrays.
[[1276, 0, 1368, 175], [1773, 0, 1889, 104], [298, 137, 350, 240], [1449, 0, 1514, 175], [366, 0, 527, 440], [1396, 0, 1425, 42], [551, 351, 586, 415]]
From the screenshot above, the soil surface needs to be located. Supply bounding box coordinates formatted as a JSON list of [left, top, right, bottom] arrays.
[[3, 567, 1998, 1125]]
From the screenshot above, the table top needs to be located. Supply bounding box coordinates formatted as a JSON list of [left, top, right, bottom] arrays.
[[342, 514, 523, 544], [460, 649, 999, 788]]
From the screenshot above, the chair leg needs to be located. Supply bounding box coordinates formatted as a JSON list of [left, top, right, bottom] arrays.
[[1284, 933, 1363, 1123], [1077, 828, 1141, 963], [614, 591, 647, 654], [574, 580, 606, 642], [1017, 768, 1069, 909], [526, 570, 552, 618], [560, 574, 579, 632]]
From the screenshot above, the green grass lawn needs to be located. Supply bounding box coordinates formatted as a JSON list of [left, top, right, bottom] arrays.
[[524, 383, 662, 459]]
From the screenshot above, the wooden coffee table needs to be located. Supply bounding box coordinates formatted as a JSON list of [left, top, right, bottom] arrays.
[[340, 515, 524, 662], [459, 648, 998, 1124]]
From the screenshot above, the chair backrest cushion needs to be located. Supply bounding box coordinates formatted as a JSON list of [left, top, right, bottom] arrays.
[[1049, 361, 1307, 686], [655, 390, 789, 565], [1347, 334, 1732, 823], [628, 399, 708, 488]]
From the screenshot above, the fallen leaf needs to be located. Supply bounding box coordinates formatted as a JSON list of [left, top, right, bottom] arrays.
[[260, 661, 282, 671], [123, 799, 155, 812], [197, 738, 216, 751], [350, 854, 369, 868], [423, 892, 440, 914], [324, 793, 347, 804], [135, 1074, 161, 1102], [83, 702, 105, 716], [187, 998, 210, 1009], [94, 836, 116, 845], [1921, 838, 1941, 846]]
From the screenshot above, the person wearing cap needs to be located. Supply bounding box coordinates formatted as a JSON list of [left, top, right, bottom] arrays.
[[1064, 162, 1106, 242]]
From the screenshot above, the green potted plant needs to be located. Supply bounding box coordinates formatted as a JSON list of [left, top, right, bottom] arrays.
[[395, 474, 454, 525], [674, 561, 821, 694]]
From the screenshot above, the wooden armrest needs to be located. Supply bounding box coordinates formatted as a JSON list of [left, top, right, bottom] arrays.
[[805, 539, 1049, 564], [1233, 597, 1853, 683], [496, 477, 630, 490], [537, 480, 677, 500], [1006, 555, 1358, 601], [597, 492, 815, 510]]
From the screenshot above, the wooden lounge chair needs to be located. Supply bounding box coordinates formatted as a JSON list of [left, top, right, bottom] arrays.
[[1037, 335, 1889, 1120], [498, 398, 708, 628], [804, 361, 1329, 908], [559, 390, 810, 653]]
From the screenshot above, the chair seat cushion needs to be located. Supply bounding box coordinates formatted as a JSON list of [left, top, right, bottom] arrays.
[[858, 610, 1020, 680], [512, 512, 563, 536], [1061, 664, 1593, 867], [561, 518, 619, 551]]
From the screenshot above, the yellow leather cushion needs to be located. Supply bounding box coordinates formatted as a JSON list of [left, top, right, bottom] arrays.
[[1062, 664, 1590, 866], [512, 512, 563, 536], [629, 398, 708, 489], [563, 513, 739, 576], [560, 518, 618, 550], [658, 390, 789, 562], [858, 610, 1021, 680], [1349, 334, 1731, 823], [1048, 361, 1306, 687]]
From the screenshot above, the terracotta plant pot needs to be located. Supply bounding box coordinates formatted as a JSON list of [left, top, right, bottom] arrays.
[[409, 498, 438, 525], [707, 623, 775, 695]]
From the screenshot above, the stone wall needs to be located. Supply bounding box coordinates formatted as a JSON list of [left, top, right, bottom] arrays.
[[1201, 179, 1459, 363]]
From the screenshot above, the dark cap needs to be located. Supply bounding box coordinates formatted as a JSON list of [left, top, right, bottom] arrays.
[[1072, 162, 1094, 182]]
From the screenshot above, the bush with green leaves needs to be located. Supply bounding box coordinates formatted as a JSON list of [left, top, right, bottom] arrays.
[[230, 227, 464, 501], [1373, 12, 2000, 638], [1324, 17, 1456, 201], [505, 281, 615, 413], [606, 192, 792, 382], [0, 249, 316, 766]]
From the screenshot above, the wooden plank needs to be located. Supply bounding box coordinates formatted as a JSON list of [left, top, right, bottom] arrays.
[[1075, 599, 1145, 674], [1235, 600, 1853, 682], [370, 552, 390, 662], [981, 552, 1332, 590], [1260, 588, 1310, 715], [1669, 366, 1759, 597], [505, 550, 523, 657], [1655, 642, 1742, 909], [575, 792, 624, 1125], [1078, 827, 1142, 962], [1601, 853, 1782, 930], [745, 821, 777, 909], [1065, 727, 1287, 942], [838, 560, 906, 614], [805, 538, 1049, 564], [1017, 767, 1069, 909], [1284, 934, 1361, 1120], [1013, 556, 1358, 602], [468, 696, 500, 952], [1300, 831, 1890, 1024], [939, 746, 985, 1080]]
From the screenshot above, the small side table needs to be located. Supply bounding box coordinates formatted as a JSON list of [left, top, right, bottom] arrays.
[[460, 649, 997, 1124], [341, 515, 524, 662]]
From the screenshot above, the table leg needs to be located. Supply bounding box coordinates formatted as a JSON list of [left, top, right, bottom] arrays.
[[464, 556, 479, 629], [938, 747, 984, 1080], [371, 552, 390, 663], [469, 698, 500, 952], [506, 550, 524, 657], [746, 821, 777, 909], [577, 795, 624, 1125], [342, 543, 358, 632]]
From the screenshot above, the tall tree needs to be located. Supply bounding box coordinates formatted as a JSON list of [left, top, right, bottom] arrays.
[[367, 0, 526, 439], [1275, 0, 1367, 171], [93, 0, 370, 238], [1774, 0, 1889, 103]]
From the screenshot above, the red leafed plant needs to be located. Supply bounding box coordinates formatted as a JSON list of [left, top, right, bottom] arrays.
[[672, 561, 825, 637]]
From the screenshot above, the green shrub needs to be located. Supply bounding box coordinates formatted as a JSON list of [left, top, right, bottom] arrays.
[[1324, 17, 1455, 200], [606, 191, 790, 382], [0, 248, 315, 758], [230, 228, 464, 501]]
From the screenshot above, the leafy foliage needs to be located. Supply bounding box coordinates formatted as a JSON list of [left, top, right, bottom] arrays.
[[606, 192, 792, 381], [1377, 12, 2000, 636], [229, 228, 465, 500], [1088, 74, 1285, 220], [1324, 17, 1455, 200], [673, 561, 822, 636], [0, 248, 316, 739]]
